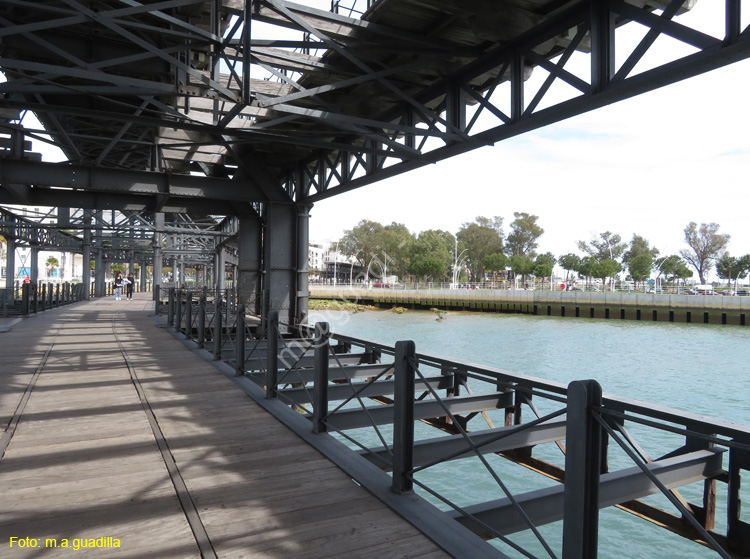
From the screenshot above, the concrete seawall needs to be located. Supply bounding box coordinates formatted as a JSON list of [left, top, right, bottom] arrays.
[[310, 287, 750, 325]]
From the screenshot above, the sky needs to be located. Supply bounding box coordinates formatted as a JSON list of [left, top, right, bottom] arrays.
[[305, 2, 750, 276], [13, 1, 750, 280]]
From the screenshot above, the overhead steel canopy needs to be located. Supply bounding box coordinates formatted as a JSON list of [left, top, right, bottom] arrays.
[[1, 0, 749, 211]]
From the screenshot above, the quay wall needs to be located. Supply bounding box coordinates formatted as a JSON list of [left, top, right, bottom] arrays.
[[309, 287, 750, 326]]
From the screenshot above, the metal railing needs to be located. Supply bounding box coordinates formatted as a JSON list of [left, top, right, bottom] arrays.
[[161, 288, 750, 558]]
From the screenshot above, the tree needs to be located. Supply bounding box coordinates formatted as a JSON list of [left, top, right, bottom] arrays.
[[623, 234, 659, 263], [505, 212, 543, 257], [660, 255, 693, 284], [46, 256, 59, 277], [577, 231, 627, 262], [409, 230, 453, 281], [380, 222, 414, 280], [533, 252, 556, 280], [680, 222, 730, 284], [456, 216, 504, 281], [716, 253, 747, 286], [596, 258, 622, 286], [338, 219, 385, 268], [558, 253, 581, 281], [509, 254, 534, 282], [628, 254, 653, 287], [482, 253, 508, 275]]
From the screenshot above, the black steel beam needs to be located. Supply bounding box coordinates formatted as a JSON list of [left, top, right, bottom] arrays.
[[449, 449, 724, 539]]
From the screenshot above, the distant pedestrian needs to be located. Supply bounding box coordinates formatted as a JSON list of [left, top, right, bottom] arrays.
[[126, 272, 135, 300], [114, 273, 124, 301]]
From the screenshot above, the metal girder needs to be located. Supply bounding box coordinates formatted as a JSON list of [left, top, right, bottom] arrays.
[[448, 449, 724, 538], [286, 1, 750, 203], [321, 391, 513, 431], [360, 418, 568, 470], [279, 374, 453, 404]]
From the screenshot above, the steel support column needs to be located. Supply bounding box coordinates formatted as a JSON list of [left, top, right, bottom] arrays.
[[152, 212, 164, 300], [262, 203, 298, 331], [216, 248, 226, 293], [29, 247, 39, 283], [5, 237, 15, 305], [296, 205, 311, 325], [238, 215, 263, 315], [82, 210, 91, 300]]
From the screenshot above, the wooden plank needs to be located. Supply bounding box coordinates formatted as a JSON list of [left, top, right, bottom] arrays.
[[0, 295, 452, 559]]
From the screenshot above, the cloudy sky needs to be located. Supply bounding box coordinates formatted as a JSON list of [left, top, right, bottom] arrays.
[[308, 2, 750, 273]]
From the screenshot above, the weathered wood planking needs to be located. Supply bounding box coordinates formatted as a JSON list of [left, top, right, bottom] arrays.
[[0, 294, 452, 559]]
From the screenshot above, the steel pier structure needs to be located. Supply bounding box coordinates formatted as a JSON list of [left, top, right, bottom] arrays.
[[2, 1, 750, 558]]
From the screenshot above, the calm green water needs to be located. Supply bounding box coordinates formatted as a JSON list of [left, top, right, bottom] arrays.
[[309, 308, 750, 559]]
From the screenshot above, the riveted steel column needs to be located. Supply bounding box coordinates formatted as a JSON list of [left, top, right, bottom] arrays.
[[3, 237, 14, 308], [312, 322, 330, 434], [263, 204, 296, 332], [238, 215, 262, 316], [29, 247, 38, 284], [296, 205, 311, 326], [152, 213, 164, 300], [82, 210, 91, 300], [563, 379, 603, 559], [392, 340, 416, 494]]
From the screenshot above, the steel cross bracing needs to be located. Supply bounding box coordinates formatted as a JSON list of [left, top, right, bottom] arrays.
[[0, 205, 235, 265], [1, 1, 749, 212]]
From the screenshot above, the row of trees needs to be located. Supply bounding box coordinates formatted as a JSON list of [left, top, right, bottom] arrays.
[[334, 215, 743, 286]]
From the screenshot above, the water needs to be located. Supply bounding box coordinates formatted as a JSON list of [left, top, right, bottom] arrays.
[[309, 308, 750, 559]]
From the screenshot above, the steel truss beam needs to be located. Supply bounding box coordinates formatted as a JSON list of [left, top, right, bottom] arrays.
[[283, 1, 750, 203]]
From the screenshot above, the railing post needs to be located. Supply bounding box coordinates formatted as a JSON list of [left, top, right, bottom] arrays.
[[235, 305, 246, 377], [55, 284, 60, 307], [32, 283, 38, 313], [312, 322, 330, 434], [167, 288, 175, 326], [154, 284, 160, 313], [21, 282, 30, 316], [175, 289, 183, 334], [563, 379, 603, 559], [184, 291, 192, 339], [392, 340, 416, 494], [266, 310, 279, 399], [213, 301, 223, 360], [197, 294, 206, 348], [41, 284, 46, 312]]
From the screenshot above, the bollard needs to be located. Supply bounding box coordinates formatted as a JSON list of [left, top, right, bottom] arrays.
[[41, 284, 46, 312], [562, 380, 603, 559], [235, 305, 246, 377], [312, 322, 330, 434], [266, 311, 279, 399], [32, 283, 38, 313], [392, 340, 416, 494]]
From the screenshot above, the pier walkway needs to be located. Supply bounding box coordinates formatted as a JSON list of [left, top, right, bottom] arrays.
[[0, 294, 450, 559]]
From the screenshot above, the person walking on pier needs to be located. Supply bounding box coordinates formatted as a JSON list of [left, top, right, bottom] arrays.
[[126, 272, 135, 300], [114, 273, 124, 301]]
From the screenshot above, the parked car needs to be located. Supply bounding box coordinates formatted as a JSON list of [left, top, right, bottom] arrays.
[[372, 282, 391, 288]]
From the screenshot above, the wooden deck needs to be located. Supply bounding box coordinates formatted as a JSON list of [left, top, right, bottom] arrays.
[[0, 294, 452, 559]]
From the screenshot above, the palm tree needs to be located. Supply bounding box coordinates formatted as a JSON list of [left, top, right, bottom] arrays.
[[46, 256, 59, 278]]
